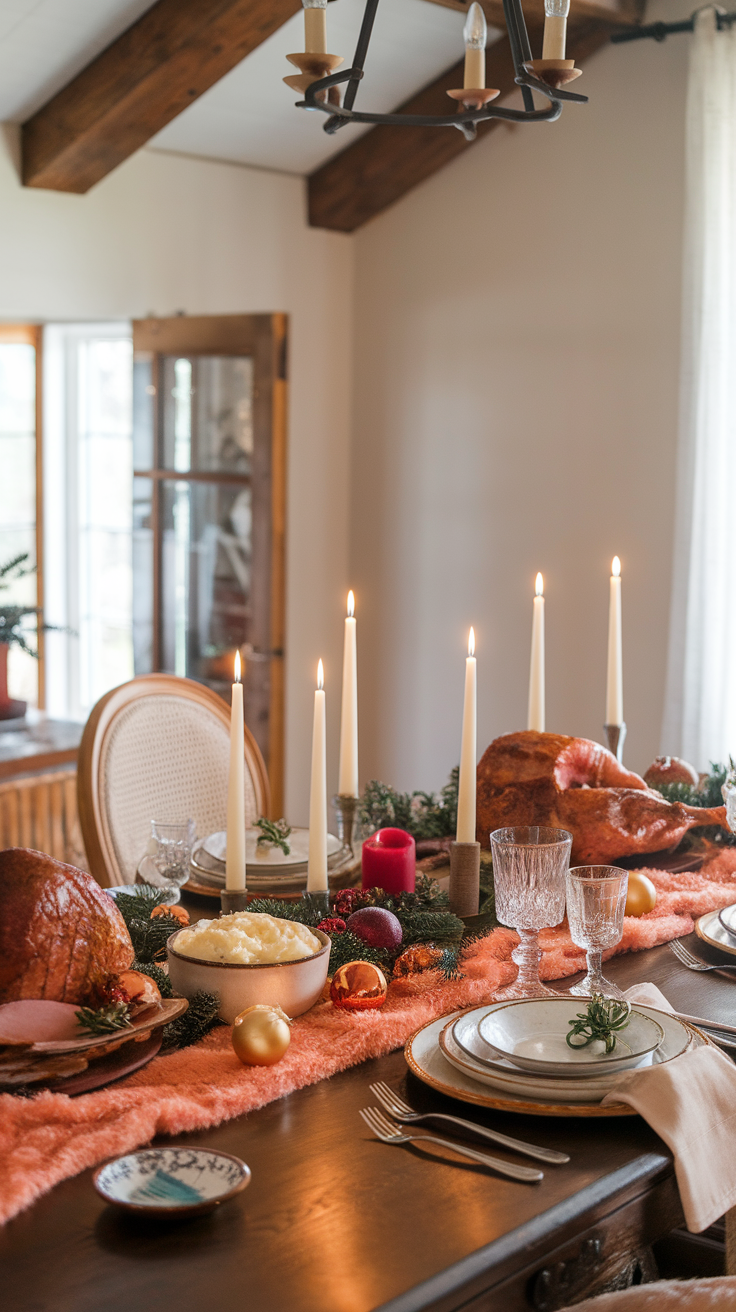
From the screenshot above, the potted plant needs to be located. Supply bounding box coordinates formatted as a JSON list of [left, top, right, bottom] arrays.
[[0, 553, 42, 720]]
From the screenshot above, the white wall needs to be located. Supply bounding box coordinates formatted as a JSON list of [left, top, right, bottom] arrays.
[[350, 9, 692, 791], [0, 134, 353, 823]]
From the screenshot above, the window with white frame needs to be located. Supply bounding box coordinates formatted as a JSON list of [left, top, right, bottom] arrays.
[[44, 324, 134, 721]]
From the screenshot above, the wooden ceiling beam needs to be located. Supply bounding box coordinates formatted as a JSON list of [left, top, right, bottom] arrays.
[[307, 4, 642, 233], [22, 0, 302, 194], [425, 0, 644, 29]]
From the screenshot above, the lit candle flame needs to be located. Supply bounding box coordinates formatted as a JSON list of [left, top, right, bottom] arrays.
[[317, 659, 324, 691], [535, 572, 544, 597], [347, 589, 354, 618], [234, 649, 241, 683], [612, 556, 621, 578], [468, 626, 475, 657]]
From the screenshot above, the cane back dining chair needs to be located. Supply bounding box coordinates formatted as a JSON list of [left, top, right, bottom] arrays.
[[77, 674, 270, 888]]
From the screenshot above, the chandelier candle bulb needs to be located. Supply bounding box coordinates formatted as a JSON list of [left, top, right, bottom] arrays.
[[463, 2, 487, 89], [303, 0, 327, 55], [542, 0, 570, 60], [307, 660, 328, 893], [225, 651, 246, 893], [527, 574, 546, 733], [606, 557, 623, 727], [338, 591, 359, 798], [456, 628, 477, 844]]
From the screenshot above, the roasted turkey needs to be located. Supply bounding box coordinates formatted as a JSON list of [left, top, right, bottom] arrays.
[[0, 848, 134, 1005], [476, 732, 727, 865]]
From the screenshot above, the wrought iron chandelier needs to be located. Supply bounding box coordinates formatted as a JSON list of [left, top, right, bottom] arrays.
[[284, 0, 587, 142]]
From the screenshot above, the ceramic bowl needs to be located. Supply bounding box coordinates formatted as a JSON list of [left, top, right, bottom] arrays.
[[166, 927, 331, 1023], [477, 997, 665, 1077], [94, 1148, 250, 1217]]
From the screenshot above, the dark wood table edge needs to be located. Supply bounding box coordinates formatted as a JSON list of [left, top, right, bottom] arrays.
[[375, 1151, 677, 1312]]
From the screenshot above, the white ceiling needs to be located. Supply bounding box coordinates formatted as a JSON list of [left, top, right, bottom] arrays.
[[0, 0, 155, 122], [0, 0, 496, 178]]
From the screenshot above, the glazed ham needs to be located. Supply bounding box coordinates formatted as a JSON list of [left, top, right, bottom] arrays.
[[0, 848, 133, 1005], [476, 732, 727, 864]]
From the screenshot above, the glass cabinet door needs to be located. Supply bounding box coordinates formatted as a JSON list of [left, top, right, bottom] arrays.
[[132, 316, 286, 813]]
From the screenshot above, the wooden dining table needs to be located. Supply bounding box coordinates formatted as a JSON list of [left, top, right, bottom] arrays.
[[2, 925, 735, 1312]]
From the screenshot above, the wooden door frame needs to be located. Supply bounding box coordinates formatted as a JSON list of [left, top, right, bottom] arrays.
[[131, 314, 287, 818], [0, 323, 44, 709]]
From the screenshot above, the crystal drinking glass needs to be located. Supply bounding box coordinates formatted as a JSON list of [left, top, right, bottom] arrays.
[[566, 865, 629, 999], [490, 826, 572, 1000], [150, 819, 196, 889]]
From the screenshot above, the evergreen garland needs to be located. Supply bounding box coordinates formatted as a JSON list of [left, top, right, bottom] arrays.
[[130, 960, 174, 998], [126, 911, 184, 963], [360, 768, 459, 840], [656, 761, 736, 849], [161, 991, 221, 1051]]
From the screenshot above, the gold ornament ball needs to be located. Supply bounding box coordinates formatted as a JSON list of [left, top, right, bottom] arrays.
[[232, 1004, 291, 1066], [330, 960, 388, 1010], [625, 871, 657, 918]]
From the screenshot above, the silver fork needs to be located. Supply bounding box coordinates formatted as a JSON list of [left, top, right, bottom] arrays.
[[369, 1081, 569, 1165], [668, 939, 736, 973], [359, 1107, 543, 1183]]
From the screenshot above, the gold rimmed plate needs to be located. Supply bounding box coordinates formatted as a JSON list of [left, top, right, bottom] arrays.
[[696, 909, 736, 958]]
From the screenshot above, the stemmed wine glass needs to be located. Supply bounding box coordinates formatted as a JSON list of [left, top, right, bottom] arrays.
[[565, 865, 629, 999], [490, 826, 572, 1000]]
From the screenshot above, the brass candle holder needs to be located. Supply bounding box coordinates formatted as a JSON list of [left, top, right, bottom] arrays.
[[332, 793, 360, 856], [449, 841, 481, 917], [604, 723, 627, 763]]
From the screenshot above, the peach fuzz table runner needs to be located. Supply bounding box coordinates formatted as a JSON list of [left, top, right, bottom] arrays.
[[2, 851, 736, 1227]]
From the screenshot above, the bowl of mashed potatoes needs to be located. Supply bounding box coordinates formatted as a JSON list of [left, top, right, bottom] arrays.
[[167, 913, 331, 1022]]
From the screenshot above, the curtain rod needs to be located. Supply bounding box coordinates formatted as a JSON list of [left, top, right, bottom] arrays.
[[611, 9, 736, 43]]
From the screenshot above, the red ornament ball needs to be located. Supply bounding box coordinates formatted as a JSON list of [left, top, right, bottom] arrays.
[[330, 961, 388, 1010], [317, 917, 347, 936], [346, 906, 403, 951]]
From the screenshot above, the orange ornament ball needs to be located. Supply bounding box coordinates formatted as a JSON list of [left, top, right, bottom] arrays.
[[625, 872, 657, 918], [330, 961, 388, 1011]]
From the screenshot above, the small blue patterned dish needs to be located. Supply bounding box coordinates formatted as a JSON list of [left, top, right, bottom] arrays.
[[94, 1148, 251, 1218]]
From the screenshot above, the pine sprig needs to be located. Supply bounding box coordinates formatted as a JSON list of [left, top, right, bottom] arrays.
[[113, 886, 173, 921], [161, 991, 221, 1051], [566, 995, 631, 1054], [255, 817, 292, 855], [245, 897, 323, 927], [76, 1001, 133, 1034], [126, 912, 184, 963], [326, 930, 390, 976]]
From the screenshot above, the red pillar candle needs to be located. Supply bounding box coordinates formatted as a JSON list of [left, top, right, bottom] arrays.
[[361, 828, 416, 895]]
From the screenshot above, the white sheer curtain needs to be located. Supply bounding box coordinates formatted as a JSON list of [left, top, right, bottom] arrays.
[[662, 8, 736, 770]]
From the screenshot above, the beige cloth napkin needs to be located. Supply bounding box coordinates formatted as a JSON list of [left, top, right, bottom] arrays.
[[599, 984, 736, 1232]]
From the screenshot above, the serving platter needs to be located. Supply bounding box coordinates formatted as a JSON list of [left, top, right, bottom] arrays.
[[476, 997, 664, 1076], [405, 1007, 708, 1118], [200, 828, 342, 871]]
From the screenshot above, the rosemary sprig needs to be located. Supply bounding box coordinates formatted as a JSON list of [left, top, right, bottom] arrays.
[[75, 1001, 133, 1035], [255, 816, 292, 855], [566, 994, 631, 1055]]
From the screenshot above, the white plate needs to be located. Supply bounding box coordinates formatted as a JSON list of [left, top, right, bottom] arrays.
[[477, 997, 664, 1076], [445, 1003, 694, 1102], [718, 904, 736, 939], [201, 828, 342, 869]]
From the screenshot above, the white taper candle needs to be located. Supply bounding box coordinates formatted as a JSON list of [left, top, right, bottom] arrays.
[[226, 650, 246, 892], [456, 627, 477, 843], [307, 660, 328, 892], [606, 556, 623, 726], [527, 573, 546, 732], [338, 591, 358, 797]]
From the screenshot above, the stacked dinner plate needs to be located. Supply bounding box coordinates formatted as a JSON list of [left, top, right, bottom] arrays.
[[189, 828, 355, 897], [437, 996, 697, 1105]]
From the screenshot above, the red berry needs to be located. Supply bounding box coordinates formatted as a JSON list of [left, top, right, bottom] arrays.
[[316, 917, 347, 936]]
